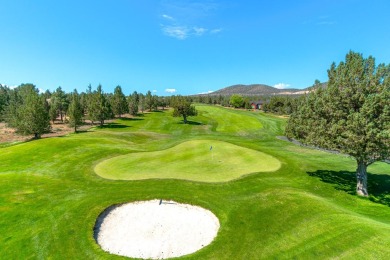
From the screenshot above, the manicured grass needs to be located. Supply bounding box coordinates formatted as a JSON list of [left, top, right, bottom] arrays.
[[95, 140, 281, 182], [1, 105, 390, 259]]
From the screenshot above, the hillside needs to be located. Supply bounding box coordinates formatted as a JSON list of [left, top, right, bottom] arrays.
[[203, 82, 327, 96]]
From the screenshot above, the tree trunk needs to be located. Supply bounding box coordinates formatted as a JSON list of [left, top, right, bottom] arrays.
[[183, 115, 187, 124], [74, 124, 77, 133], [356, 160, 368, 196]]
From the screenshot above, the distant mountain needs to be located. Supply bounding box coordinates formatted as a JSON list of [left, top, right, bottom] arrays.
[[200, 82, 328, 96], [203, 84, 303, 96]]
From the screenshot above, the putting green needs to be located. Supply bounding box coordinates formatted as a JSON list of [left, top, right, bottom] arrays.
[[94, 140, 281, 182]]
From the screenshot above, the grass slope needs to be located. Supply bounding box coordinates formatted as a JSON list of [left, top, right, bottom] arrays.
[[95, 140, 281, 182], [1, 105, 390, 259]]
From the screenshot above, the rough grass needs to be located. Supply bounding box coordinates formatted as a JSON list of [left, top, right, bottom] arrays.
[[95, 140, 281, 182], [1, 105, 390, 259]]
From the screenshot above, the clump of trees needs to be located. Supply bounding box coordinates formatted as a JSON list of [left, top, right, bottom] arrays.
[[286, 51, 390, 196], [229, 94, 244, 108], [0, 84, 10, 121], [2, 84, 51, 139], [50, 86, 69, 123], [262, 96, 300, 114]]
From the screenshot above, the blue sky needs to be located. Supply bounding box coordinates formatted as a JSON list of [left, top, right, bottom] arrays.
[[1, 0, 390, 95]]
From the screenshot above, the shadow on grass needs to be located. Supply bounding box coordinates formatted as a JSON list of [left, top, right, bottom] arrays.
[[74, 130, 89, 133], [96, 123, 130, 129], [308, 170, 390, 207], [177, 120, 203, 125], [117, 117, 144, 121]]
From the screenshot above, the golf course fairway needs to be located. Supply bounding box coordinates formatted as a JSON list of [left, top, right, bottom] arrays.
[[95, 140, 281, 182]]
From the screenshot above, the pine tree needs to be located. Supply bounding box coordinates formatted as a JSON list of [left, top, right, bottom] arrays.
[[0, 84, 10, 121], [128, 91, 139, 116], [51, 87, 68, 122], [145, 90, 153, 111], [68, 89, 83, 133], [111, 85, 128, 118], [88, 85, 113, 126]]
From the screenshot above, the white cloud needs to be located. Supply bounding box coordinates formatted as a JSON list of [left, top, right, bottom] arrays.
[[159, 1, 222, 40], [165, 88, 177, 93], [152, 90, 157, 93], [162, 25, 189, 40], [210, 28, 222, 34], [162, 14, 174, 21], [198, 90, 214, 94], [193, 27, 207, 36], [273, 83, 291, 89], [162, 25, 222, 39]]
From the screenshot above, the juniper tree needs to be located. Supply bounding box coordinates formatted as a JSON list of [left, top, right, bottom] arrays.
[[286, 51, 390, 196], [4, 84, 50, 138], [171, 96, 197, 124]]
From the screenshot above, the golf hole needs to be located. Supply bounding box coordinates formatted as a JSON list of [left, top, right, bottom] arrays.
[[94, 200, 220, 259]]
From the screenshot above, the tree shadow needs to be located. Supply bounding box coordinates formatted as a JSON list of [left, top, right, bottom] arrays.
[[307, 170, 390, 207], [177, 120, 203, 125], [96, 123, 130, 129], [117, 117, 144, 121]]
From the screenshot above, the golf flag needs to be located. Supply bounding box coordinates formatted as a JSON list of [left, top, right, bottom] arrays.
[[210, 146, 213, 150]]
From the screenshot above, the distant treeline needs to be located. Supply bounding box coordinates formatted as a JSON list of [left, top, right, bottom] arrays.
[[189, 93, 302, 115]]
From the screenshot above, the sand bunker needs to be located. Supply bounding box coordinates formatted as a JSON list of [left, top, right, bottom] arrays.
[[94, 200, 220, 259]]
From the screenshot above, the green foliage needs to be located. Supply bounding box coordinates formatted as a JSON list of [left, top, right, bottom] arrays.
[[128, 91, 139, 116], [51, 86, 69, 122], [67, 89, 83, 132], [286, 51, 390, 195], [138, 93, 145, 113], [158, 96, 168, 110], [229, 94, 244, 108], [49, 100, 58, 123], [171, 95, 197, 123], [87, 85, 113, 126], [145, 90, 155, 111], [111, 85, 128, 117], [263, 96, 300, 114], [0, 84, 10, 121], [3, 84, 50, 138]]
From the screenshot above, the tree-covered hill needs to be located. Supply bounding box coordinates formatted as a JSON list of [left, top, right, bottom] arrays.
[[204, 83, 324, 96]]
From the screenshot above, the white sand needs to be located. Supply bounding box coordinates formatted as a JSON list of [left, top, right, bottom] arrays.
[[95, 200, 220, 259]]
